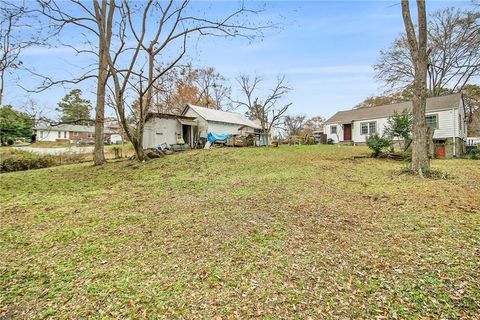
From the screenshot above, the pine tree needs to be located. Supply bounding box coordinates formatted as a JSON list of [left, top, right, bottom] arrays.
[[56, 89, 92, 125]]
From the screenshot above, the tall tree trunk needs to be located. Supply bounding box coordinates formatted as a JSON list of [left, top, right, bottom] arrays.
[[0, 71, 4, 106], [93, 47, 107, 165], [132, 137, 146, 161], [402, 0, 430, 175]]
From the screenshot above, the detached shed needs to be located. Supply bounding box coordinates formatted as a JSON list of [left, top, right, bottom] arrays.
[[143, 113, 197, 149], [181, 104, 261, 138]]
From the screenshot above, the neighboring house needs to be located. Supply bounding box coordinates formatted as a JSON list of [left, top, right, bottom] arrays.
[[324, 93, 467, 158], [143, 104, 267, 149], [104, 118, 128, 144], [34, 124, 115, 144], [312, 130, 326, 144]]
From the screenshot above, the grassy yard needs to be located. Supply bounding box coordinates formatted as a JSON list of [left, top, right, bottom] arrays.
[[1, 145, 479, 319]]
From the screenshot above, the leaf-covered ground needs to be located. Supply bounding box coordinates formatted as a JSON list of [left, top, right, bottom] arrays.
[[1, 146, 479, 319]]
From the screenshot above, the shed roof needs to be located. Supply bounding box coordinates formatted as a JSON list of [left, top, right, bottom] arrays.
[[325, 93, 462, 125], [183, 104, 261, 129], [145, 112, 196, 122]]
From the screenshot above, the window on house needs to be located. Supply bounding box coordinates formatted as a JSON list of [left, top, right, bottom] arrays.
[[73, 132, 79, 136], [330, 125, 337, 134], [360, 121, 376, 135], [58, 131, 61, 138], [64, 131, 67, 138], [425, 115, 438, 129], [361, 123, 368, 135], [40, 131, 44, 138], [369, 122, 376, 134]]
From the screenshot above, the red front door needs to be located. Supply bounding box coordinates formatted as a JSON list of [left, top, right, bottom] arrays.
[[435, 145, 446, 159], [343, 124, 352, 141]]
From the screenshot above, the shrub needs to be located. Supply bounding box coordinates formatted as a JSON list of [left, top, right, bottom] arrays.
[[6, 138, 14, 146], [1, 151, 56, 172], [465, 148, 480, 160], [366, 134, 392, 157]]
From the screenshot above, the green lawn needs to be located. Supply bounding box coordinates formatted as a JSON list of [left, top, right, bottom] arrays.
[[1, 145, 479, 318]]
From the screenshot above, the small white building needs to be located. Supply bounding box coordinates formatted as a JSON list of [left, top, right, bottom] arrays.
[[143, 113, 197, 148], [182, 104, 262, 136], [142, 105, 266, 149], [323, 93, 467, 157]]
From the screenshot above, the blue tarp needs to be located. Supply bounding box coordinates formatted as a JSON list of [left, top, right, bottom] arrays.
[[207, 132, 229, 144]]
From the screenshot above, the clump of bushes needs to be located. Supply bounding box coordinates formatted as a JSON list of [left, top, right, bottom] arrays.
[[464, 148, 480, 160], [1, 150, 88, 173], [366, 134, 392, 157], [1, 151, 56, 172]]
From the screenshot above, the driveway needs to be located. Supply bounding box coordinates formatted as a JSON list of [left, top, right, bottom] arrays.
[[14, 146, 95, 155]]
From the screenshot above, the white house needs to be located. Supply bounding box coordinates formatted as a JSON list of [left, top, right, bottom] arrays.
[[324, 93, 467, 158], [143, 105, 264, 149], [34, 124, 116, 144]]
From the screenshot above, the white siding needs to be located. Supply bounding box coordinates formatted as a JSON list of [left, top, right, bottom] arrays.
[[110, 133, 123, 144], [431, 108, 464, 139], [207, 121, 243, 135], [184, 108, 243, 137], [352, 118, 389, 143], [184, 108, 209, 138], [324, 124, 344, 143], [143, 118, 182, 148], [37, 129, 68, 142], [325, 107, 463, 144]]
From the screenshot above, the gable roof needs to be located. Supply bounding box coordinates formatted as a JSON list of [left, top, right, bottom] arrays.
[[325, 93, 463, 125], [182, 104, 261, 129]]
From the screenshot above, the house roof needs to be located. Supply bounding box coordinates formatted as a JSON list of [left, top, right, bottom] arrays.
[[325, 93, 463, 125], [34, 124, 116, 134], [182, 104, 261, 129]]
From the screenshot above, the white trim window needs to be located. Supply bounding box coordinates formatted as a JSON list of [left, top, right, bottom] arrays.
[[58, 131, 61, 138], [64, 131, 67, 139], [360, 121, 376, 135], [425, 114, 438, 129], [330, 125, 337, 134]]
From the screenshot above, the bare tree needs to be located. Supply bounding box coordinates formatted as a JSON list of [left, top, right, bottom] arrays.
[[104, 1, 265, 161], [234, 74, 292, 145], [401, 0, 430, 175], [195, 67, 231, 110], [303, 115, 326, 134], [0, 1, 42, 106], [36, 0, 116, 165], [150, 64, 232, 113], [375, 6, 480, 96], [283, 114, 306, 137]]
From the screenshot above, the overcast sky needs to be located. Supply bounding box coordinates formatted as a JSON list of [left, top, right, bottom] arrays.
[[3, 0, 474, 120]]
